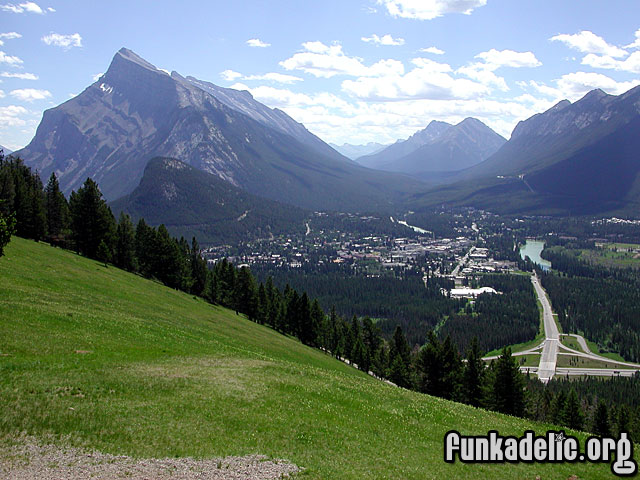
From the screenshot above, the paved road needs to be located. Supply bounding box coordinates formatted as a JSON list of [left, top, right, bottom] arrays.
[[531, 273, 559, 383], [522, 366, 638, 378]]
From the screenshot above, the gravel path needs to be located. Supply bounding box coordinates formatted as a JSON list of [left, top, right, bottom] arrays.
[[0, 437, 300, 479]]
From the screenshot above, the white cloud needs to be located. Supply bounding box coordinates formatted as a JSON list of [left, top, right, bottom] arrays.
[[0, 32, 22, 40], [0, 1, 44, 13], [457, 49, 541, 91], [522, 73, 640, 103], [0, 32, 21, 45], [280, 41, 404, 78], [0, 105, 28, 127], [10, 88, 51, 101], [341, 57, 488, 101], [457, 64, 508, 91], [625, 29, 640, 49], [1, 71, 38, 80], [220, 70, 243, 81], [243, 72, 303, 84], [555, 72, 640, 98], [551, 31, 627, 58], [0, 89, 4, 98], [0, 51, 22, 66], [222, 70, 302, 84], [42, 33, 83, 49], [361, 34, 405, 46], [378, 0, 487, 20], [581, 51, 640, 74], [246, 38, 270, 48], [474, 49, 542, 69], [420, 46, 445, 55]]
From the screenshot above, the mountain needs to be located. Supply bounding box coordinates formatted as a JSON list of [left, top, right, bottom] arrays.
[[356, 120, 452, 169], [410, 87, 640, 215], [0, 145, 12, 155], [330, 142, 389, 160], [110, 157, 306, 243], [15, 48, 424, 212], [379, 118, 506, 176]]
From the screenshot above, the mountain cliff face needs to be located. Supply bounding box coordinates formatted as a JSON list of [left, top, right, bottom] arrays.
[[410, 86, 640, 215], [356, 119, 504, 175], [16, 48, 423, 211], [459, 86, 640, 180], [356, 120, 451, 169], [380, 118, 506, 175]]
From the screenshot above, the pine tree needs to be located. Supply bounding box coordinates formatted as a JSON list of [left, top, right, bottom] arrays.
[[441, 335, 462, 401], [44, 172, 69, 245], [491, 347, 525, 416], [563, 389, 583, 430], [114, 212, 137, 272], [417, 330, 443, 397], [69, 178, 116, 259], [189, 237, 208, 296], [593, 400, 610, 437], [0, 206, 15, 257], [135, 218, 157, 277], [234, 266, 258, 320], [389, 326, 412, 388], [463, 336, 484, 407]]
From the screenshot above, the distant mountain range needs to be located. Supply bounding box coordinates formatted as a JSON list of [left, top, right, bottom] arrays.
[[11, 47, 640, 219], [411, 86, 640, 215], [111, 157, 306, 243], [0, 145, 12, 155], [16, 48, 424, 212], [329, 142, 389, 160], [357, 119, 506, 178]]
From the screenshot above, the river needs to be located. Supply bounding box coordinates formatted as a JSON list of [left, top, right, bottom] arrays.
[[519, 239, 551, 271]]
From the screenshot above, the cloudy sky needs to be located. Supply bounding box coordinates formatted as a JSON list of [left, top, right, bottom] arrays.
[[0, 0, 639, 150]]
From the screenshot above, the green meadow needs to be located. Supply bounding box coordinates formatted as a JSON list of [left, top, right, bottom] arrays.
[[0, 238, 616, 479]]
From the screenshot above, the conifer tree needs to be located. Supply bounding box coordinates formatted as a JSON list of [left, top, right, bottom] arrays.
[[44, 172, 69, 245], [593, 400, 610, 437], [189, 237, 208, 296], [491, 347, 525, 416], [463, 336, 484, 407], [114, 212, 137, 272], [563, 389, 583, 430], [69, 178, 116, 259]]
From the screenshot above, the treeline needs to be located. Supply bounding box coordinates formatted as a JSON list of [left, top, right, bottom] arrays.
[[526, 374, 640, 441], [540, 249, 640, 362], [439, 274, 539, 354], [252, 263, 462, 348]]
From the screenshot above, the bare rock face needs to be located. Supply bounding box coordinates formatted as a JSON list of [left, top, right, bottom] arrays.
[[17, 48, 423, 211]]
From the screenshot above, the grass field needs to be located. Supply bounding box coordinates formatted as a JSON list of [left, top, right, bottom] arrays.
[[560, 335, 585, 353], [556, 354, 636, 369], [0, 238, 616, 479]]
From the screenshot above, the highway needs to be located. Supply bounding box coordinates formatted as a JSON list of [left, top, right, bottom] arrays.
[[483, 272, 640, 381], [531, 272, 559, 383]]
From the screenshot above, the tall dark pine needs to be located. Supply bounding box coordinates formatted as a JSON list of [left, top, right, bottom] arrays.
[[189, 237, 208, 296], [593, 400, 610, 437], [44, 172, 69, 245], [114, 212, 137, 272], [69, 178, 116, 259], [491, 347, 525, 416], [463, 337, 484, 407]]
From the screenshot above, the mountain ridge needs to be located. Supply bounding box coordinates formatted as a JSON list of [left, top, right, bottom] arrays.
[[15, 47, 426, 212]]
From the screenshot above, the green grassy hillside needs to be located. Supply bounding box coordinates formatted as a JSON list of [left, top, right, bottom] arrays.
[[0, 238, 614, 479]]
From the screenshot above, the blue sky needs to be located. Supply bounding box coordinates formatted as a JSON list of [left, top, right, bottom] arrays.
[[0, 0, 639, 150]]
